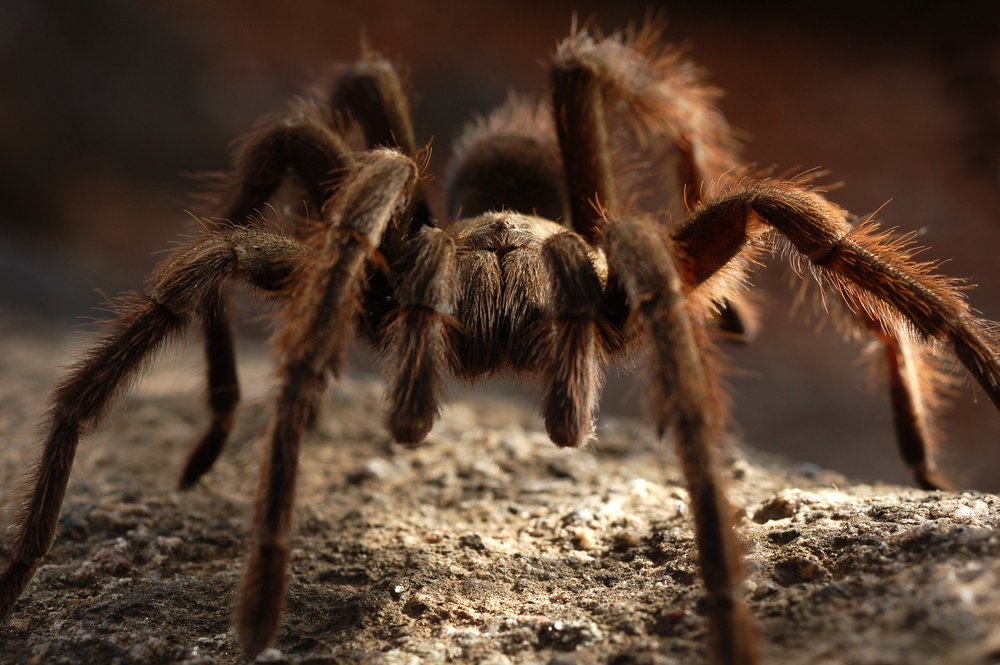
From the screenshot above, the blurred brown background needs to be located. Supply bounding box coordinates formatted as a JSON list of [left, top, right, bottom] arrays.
[[2, 0, 999, 489]]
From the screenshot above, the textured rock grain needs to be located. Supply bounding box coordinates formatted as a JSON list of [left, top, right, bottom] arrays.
[[1, 327, 999, 664]]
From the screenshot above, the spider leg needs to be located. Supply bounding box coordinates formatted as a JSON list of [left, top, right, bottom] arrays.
[[327, 54, 433, 232], [551, 27, 761, 664], [0, 228, 310, 622], [329, 55, 418, 153], [551, 23, 741, 230], [234, 149, 419, 656], [181, 298, 240, 488], [552, 25, 758, 342], [550, 42, 618, 243], [674, 181, 1000, 488], [324, 54, 436, 346], [605, 217, 759, 665], [185, 51, 438, 486], [874, 325, 952, 490], [182, 102, 356, 489]]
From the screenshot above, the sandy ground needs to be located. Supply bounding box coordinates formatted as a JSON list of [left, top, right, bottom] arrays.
[[3, 323, 1000, 665]]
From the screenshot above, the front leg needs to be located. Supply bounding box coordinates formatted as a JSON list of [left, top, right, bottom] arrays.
[[606, 217, 759, 665], [185, 101, 356, 488], [235, 149, 419, 656]]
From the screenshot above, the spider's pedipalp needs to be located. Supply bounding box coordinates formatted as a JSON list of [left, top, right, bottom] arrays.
[[383, 226, 458, 444], [235, 149, 420, 656], [539, 231, 606, 448]]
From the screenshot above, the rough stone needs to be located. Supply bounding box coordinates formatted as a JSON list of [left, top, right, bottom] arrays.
[[2, 330, 999, 664]]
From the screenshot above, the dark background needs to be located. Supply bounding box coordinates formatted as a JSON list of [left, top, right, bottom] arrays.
[[2, 0, 1000, 489]]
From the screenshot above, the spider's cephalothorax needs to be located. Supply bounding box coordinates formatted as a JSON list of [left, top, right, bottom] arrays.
[[381, 209, 619, 449], [3, 21, 1000, 665]]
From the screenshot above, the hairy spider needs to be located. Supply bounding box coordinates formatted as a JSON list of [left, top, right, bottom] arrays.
[[3, 20, 1000, 665]]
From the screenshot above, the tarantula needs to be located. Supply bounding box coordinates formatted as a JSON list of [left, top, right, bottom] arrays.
[[3, 21, 1000, 665]]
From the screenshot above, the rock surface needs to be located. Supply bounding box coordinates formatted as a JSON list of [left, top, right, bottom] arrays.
[[2, 327, 1000, 665]]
